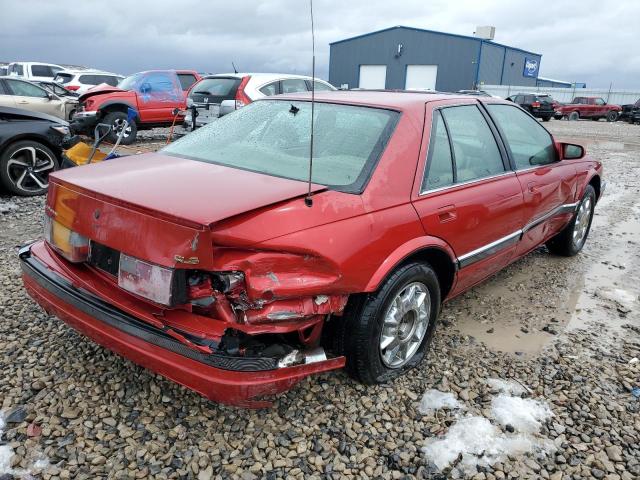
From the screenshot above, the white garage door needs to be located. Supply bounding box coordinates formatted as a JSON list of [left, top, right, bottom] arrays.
[[359, 65, 387, 89], [405, 65, 438, 90]]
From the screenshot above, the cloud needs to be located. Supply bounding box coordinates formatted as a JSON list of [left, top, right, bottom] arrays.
[[1, 0, 638, 87]]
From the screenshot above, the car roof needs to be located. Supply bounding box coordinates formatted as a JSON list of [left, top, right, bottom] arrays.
[[56, 69, 122, 76], [205, 73, 331, 83], [266, 89, 510, 111]]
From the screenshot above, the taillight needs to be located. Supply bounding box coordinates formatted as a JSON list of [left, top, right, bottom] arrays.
[[65, 85, 80, 91], [532, 101, 541, 108], [235, 75, 252, 107], [44, 215, 89, 263]]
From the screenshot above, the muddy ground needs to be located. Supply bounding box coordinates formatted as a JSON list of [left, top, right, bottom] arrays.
[[0, 120, 638, 479]]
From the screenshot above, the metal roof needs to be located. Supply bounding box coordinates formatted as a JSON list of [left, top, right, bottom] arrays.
[[329, 25, 541, 57]]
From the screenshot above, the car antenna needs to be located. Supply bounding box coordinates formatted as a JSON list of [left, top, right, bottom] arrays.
[[232, 62, 238, 74], [304, 0, 316, 208]]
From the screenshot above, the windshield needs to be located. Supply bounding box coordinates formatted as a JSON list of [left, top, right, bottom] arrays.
[[118, 73, 143, 90], [163, 100, 398, 193]]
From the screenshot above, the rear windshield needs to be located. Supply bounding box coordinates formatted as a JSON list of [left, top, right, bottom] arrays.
[[189, 78, 240, 102], [54, 73, 74, 84], [163, 100, 399, 193], [79, 74, 119, 86]]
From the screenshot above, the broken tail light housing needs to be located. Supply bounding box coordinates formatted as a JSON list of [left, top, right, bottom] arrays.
[[118, 254, 186, 306], [44, 214, 89, 263]]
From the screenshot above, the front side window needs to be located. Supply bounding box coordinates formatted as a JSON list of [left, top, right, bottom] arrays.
[[6, 79, 48, 98], [163, 100, 398, 193], [440, 105, 505, 183], [280, 79, 308, 94], [421, 111, 453, 191], [487, 104, 556, 169], [595, 98, 605, 105]]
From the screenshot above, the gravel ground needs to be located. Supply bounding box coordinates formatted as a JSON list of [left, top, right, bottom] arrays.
[[0, 120, 638, 480]]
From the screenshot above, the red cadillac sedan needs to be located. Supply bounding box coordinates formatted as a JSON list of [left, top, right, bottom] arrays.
[[20, 91, 604, 407]]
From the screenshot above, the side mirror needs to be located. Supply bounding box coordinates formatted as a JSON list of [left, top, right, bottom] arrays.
[[140, 82, 152, 94], [46, 92, 55, 101], [562, 143, 585, 160]]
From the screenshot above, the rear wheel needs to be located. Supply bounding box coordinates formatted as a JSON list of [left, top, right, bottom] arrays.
[[546, 185, 596, 256], [103, 111, 137, 145], [568, 111, 580, 121], [541, 116, 551, 122], [0, 140, 59, 196], [336, 262, 441, 384], [606, 111, 618, 122]]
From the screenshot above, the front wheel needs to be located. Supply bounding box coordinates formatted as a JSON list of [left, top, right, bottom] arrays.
[[606, 111, 618, 122], [103, 111, 137, 145], [542, 116, 551, 122], [0, 140, 59, 196], [568, 111, 580, 121], [546, 185, 596, 256], [338, 262, 441, 384]]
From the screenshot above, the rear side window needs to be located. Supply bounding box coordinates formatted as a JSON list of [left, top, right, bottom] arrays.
[[6, 79, 48, 98], [524, 95, 535, 103], [422, 111, 454, 191], [259, 81, 279, 96], [440, 105, 505, 183], [177, 74, 197, 91], [54, 73, 74, 84], [487, 104, 556, 169], [280, 79, 308, 94], [30, 64, 53, 77]]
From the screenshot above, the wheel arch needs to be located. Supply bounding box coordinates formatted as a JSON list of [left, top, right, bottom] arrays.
[[98, 101, 139, 123], [363, 237, 458, 300]]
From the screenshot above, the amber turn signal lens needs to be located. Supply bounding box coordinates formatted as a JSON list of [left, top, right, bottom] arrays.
[[44, 215, 89, 263]]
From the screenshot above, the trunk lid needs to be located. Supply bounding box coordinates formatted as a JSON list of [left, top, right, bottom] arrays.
[[48, 152, 325, 269]]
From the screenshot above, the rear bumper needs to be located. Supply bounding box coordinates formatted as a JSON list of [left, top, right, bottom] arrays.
[[19, 242, 345, 408]]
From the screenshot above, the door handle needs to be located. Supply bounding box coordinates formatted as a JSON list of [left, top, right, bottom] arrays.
[[437, 205, 457, 223], [17, 100, 28, 104], [527, 182, 539, 194]]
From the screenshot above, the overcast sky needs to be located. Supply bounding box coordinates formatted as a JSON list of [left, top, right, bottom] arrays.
[[1, 0, 639, 88]]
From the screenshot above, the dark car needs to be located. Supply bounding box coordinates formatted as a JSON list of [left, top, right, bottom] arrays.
[[620, 98, 640, 123], [0, 107, 68, 195], [506, 93, 556, 121]]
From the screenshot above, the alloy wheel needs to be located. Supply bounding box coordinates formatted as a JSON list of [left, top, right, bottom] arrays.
[[112, 118, 132, 138], [379, 282, 430, 368], [6, 146, 55, 193], [573, 196, 593, 248]]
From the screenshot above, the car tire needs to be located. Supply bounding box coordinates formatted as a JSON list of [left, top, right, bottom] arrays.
[[103, 111, 137, 145], [542, 116, 551, 122], [0, 140, 59, 196], [336, 262, 441, 385], [568, 111, 580, 121], [606, 111, 618, 122], [546, 185, 596, 257]]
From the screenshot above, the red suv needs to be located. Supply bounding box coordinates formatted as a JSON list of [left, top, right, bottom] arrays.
[[20, 92, 604, 407], [557, 96, 621, 121], [71, 70, 201, 144]]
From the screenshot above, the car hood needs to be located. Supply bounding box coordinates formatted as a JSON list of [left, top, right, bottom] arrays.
[[0, 106, 69, 125], [79, 85, 129, 101], [49, 152, 326, 228]]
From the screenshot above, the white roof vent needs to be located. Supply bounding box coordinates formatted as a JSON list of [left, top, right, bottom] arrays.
[[474, 26, 495, 40]]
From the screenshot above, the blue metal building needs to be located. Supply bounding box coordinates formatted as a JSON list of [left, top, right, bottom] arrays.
[[329, 26, 542, 92]]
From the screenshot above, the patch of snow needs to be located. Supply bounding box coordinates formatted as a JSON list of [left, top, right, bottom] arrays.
[[486, 378, 527, 395], [0, 199, 18, 215], [491, 394, 553, 433], [418, 390, 464, 414], [422, 380, 555, 475], [0, 414, 14, 475], [423, 416, 552, 475]]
